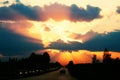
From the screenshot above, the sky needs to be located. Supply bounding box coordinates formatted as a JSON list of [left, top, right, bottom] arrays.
[[0, 0, 120, 64]]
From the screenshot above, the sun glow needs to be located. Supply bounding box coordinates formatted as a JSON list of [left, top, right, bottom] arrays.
[[36, 49, 120, 66], [27, 19, 90, 47], [1, 0, 120, 68]]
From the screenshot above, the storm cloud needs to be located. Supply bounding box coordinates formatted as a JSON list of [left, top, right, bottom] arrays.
[[47, 39, 83, 51], [83, 30, 120, 51], [0, 4, 45, 21], [70, 4, 102, 21], [48, 31, 120, 52], [0, 24, 44, 56], [0, 3, 102, 22]]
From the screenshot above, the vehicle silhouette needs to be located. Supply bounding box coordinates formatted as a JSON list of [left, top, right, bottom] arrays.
[[60, 69, 66, 75]]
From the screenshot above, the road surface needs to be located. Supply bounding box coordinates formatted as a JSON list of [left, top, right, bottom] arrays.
[[15, 68, 77, 80]]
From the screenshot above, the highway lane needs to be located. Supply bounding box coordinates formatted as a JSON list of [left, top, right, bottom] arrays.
[[15, 68, 77, 80]]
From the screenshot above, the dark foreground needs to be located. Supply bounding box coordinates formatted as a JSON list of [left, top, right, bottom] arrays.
[[0, 62, 61, 80], [14, 68, 77, 80], [0, 52, 61, 80], [67, 63, 120, 80]]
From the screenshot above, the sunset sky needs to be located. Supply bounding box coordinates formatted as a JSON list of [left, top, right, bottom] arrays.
[[0, 0, 120, 65]]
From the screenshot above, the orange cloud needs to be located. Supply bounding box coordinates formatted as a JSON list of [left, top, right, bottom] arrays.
[[68, 31, 98, 43], [36, 49, 120, 66], [43, 3, 70, 21]]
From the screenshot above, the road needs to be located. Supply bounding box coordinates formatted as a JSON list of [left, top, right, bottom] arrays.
[[15, 68, 77, 80]]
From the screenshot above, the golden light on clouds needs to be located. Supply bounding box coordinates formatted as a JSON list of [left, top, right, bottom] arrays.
[[19, 0, 120, 15], [7, 11, 120, 47], [2, 10, 120, 48], [1, 0, 120, 47], [27, 19, 93, 47], [36, 49, 120, 66], [0, 0, 120, 65]]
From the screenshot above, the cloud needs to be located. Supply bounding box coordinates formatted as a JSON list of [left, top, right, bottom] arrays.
[[48, 31, 120, 52], [43, 3, 70, 21], [0, 21, 35, 40], [0, 5, 26, 21], [0, 3, 45, 21], [70, 5, 102, 22], [3, 1, 9, 5], [42, 24, 51, 31], [47, 39, 83, 51], [36, 49, 102, 64], [0, 25, 44, 56], [117, 6, 120, 13], [83, 30, 120, 51], [68, 31, 98, 42], [44, 3, 102, 21], [15, 0, 21, 4], [0, 3, 102, 22]]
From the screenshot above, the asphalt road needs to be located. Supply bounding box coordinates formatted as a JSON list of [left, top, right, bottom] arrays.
[[15, 68, 77, 80]]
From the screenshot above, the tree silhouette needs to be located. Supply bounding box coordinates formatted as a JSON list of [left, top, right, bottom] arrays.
[[9, 57, 18, 63], [66, 60, 74, 68], [0, 52, 61, 80], [114, 57, 120, 64], [103, 48, 112, 64], [0, 58, 1, 63], [92, 54, 100, 64], [43, 52, 50, 64]]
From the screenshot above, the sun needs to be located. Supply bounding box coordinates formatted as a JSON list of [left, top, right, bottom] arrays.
[[50, 25, 68, 42]]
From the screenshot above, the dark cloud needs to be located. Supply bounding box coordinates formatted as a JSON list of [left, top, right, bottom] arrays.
[[48, 31, 120, 52], [3, 1, 9, 5], [0, 3, 102, 22], [0, 24, 44, 56], [47, 39, 83, 51], [0, 5, 26, 21], [43, 3, 102, 21], [10, 4, 46, 21], [117, 6, 120, 13], [0, 4, 45, 21], [16, 0, 21, 4], [83, 31, 120, 51], [70, 5, 102, 21]]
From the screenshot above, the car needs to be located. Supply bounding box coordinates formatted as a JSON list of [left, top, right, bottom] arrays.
[[60, 69, 66, 75]]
